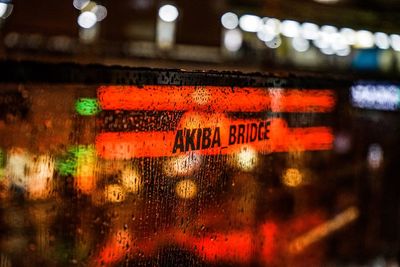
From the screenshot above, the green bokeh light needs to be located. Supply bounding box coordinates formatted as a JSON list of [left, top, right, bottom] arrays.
[[56, 145, 96, 176], [75, 98, 101, 116]]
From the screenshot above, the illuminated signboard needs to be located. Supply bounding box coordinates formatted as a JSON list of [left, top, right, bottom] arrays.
[[94, 85, 336, 159], [351, 83, 400, 111]]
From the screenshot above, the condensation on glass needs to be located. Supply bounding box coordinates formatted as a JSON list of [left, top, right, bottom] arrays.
[[0, 62, 397, 266]]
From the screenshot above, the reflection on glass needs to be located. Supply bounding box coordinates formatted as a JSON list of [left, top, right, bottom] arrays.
[[0, 75, 387, 267]]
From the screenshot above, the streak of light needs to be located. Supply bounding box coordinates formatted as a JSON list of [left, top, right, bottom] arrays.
[[288, 206, 359, 254]]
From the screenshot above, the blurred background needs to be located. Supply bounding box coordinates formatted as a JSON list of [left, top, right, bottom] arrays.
[[0, 1, 400, 267], [1, 0, 400, 74]]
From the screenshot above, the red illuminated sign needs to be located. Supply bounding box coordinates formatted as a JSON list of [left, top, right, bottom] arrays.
[[96, 118, 333, 159], [98, 85, 335, 112], [96, 86, 336, 159]]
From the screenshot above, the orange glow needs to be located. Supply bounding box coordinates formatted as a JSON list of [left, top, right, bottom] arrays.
[[93, 230, 132, 267], [27, 155, 55, 200], [261, 222, 278, 262], [96, 118, 333, 159], [104, 184, 125, 203], [98, 86, 335, 113], [191, 232, 253, 263], [288, 206, 359, 254], [175, 179, 198, 199], [282, 168, 303, 187], [75, 146, 97, 194]]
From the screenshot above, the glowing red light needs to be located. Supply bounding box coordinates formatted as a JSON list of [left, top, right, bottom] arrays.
[[98, 86, 335, 113]]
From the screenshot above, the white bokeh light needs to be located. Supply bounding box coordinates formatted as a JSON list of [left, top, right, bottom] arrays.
[[158, 4, 179, 22], [374, 32, 390, 50], [77, 11, 97, 29], [340, 28, 356, 45], [313, 26, 335, 49], [355, 30, 374, 48], [257, 26, 275, 42], [239, 14, 261, 32], [301, 22, 319, 40], [335, 46, 351, 56], [92, 4, 107, 21], [265, 18, 281, 35], [281, 20, 300, 38], [221, 12, 239, 30], [0, 3, 8, 17], [224, 29, 243, 52], [292, 37, 310, 52], [320, 47, 335, 55], [265, 36, 281, 49], [390, 34, 400, 51], [73, 0, 90, 10], [331, 33, 348, 51]]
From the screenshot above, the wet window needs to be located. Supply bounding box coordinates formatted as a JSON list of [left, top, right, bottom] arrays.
[[0, 63, 397, 266]]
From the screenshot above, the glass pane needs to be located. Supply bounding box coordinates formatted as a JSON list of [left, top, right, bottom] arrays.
[[0, 63, 395, 266]]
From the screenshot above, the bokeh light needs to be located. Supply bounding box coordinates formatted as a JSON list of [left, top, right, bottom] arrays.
[[235, 146, 258, 171], [73, 0, 90, 10], [239, 14, 261, 32], [92, 4, 107, 22], [292, 37, 310, 52], [282, 168, 303, 187], [265, 36, 281, 49], [0, 3, 8, 18], [158, 4, 179, 22], [121, 166, 142, 193], [301, 22, 319, 40], [367, 143, 383, 169], [75, 98, 101, 116], [281, 20, 300, 38], [221, 12, 239, 30], [175, 179, 198, 199], [105, 184, 125, 203], [78, 11, 97, 29], [355, 30, 374, 48], [164, 153, 202, 177], [224, 29, 243, 52], [390, 34, 400, 51], [374, 32, 390, 50]]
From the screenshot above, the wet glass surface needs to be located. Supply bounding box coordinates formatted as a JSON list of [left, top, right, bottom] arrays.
[[0, 62, 398, 266]]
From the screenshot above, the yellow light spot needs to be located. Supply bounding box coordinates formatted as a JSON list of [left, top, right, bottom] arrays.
[[282, 168, 303, 187], [121, 167, 141, 193], [175, 179, 197, 199], [235, 146, 258, 171], [164, 153, 201, 177], [104, 184, 125, 203], [76, 145, 97, 194]]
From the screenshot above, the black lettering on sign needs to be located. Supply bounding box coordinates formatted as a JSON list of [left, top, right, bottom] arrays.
[[172, 119, 272, 153], [202, 128, 212, 149], [250, 123, 258, 142], [264, 121, 271, 140], [229, 125, 236, 145], [238, 124, 245, 144], [258, 122, 264, 141], [212, 127, 221, 148], [172, 129, 184, 153], [185, 128, 196, 151], [196, 128, 202, 149]]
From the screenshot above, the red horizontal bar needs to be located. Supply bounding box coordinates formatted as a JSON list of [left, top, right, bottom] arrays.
[[95, 118, 333, 159], [98, 85, 335, 113]]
